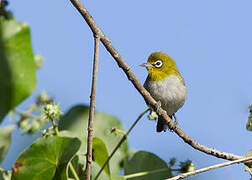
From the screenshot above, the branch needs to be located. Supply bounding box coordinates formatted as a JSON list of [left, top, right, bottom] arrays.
[[167, 156, 252, 180], [69, 0, 242, 161], [85, 35, 100, 180]]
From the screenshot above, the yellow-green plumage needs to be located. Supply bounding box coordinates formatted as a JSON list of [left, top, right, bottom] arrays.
[[142, 52, 186, 132], [146, 52, 185, 85]]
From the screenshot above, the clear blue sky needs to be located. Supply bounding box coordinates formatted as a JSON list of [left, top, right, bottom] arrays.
[[2, 0, 252, 179]]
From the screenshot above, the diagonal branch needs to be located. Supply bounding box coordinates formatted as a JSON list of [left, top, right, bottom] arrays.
[[69, 0, 242, 161], [85, 35, 100, 180], [167, 156, 252, 180]]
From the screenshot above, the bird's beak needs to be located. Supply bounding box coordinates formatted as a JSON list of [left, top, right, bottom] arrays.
[[140, 63, 153, 68]]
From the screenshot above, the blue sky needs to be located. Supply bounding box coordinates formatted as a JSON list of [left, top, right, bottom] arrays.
[[2, 0, 252, 179]]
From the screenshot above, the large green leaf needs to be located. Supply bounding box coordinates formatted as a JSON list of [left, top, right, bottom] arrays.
[[11, 136, 81, 180], [0, 17, 36, 122], [93, 137, 110, 177], [58, 105, 128, 176], [124, 151, 172, 180], [0, 125, 15, 163], [59, 131, 110, 180]]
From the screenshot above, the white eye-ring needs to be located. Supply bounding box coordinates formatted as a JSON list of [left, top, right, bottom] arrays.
[[154, 60, 163, 68]]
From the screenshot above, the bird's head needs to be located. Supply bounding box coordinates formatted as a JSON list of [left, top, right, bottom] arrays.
[[141, 52, 183, 83]]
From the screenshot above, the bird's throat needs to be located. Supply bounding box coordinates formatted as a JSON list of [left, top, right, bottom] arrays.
[[148, 70, 185, 85]]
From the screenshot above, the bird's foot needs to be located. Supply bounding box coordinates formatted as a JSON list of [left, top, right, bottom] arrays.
[[167, 114, 179, 132], [156, 100, 161, 113], [173, 114, 178, 130]]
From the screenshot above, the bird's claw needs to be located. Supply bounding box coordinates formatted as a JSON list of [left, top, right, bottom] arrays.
[[173, 114, 178, 125], [168, 114, 179, 132], [172, 114, 178, 130], [156, 100, 161, 113]]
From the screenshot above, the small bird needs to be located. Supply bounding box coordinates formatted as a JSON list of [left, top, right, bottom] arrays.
[[141, 52, 186, 132]]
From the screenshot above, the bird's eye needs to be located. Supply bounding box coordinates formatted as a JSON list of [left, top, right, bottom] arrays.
[[154, 60, 163, 68]]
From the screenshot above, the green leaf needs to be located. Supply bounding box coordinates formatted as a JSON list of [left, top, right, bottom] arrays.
[[93, 137, 110, 177], [245, 150, 252, 175], [0, 170, 11, 180], [11, 136, 81, 180], [124, 151, 172, 180], [58, 105, 128, 175], [58, 131, 87, 179], [0, 17, 37, 122], [0, 125, 15, 163]]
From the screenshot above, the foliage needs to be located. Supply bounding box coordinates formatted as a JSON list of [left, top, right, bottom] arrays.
[[0, 14, 36, 122], [92, 137, 111, 177], [11, 136, 81, 180], [124, 151, 172, 179]]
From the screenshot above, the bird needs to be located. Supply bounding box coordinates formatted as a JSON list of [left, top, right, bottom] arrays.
[[141, 52, 186, 132]]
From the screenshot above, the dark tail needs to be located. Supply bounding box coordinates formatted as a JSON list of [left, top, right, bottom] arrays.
[[156, 115, 173, 132]]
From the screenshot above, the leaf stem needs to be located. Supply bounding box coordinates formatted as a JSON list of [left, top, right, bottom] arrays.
[[94, 108, 150, 180], [50, 118, 59, 135], [69, 163, 80, 180], [50, 118, 80, 180]]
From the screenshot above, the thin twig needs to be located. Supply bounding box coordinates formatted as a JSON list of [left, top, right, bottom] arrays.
[[94, 108, 150, 180], [50, 118, 59, 135], [69, 0, 242, 161], [85, 35, 100, 180], [167, 156, 252, 180]]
